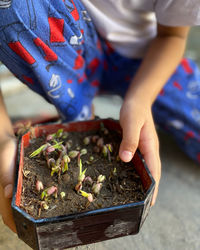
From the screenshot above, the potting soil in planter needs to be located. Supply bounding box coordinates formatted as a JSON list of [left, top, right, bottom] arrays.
[[20, 124, 145, 219]]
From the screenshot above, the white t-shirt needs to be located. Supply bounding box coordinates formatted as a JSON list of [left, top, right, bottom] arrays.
[[80, 0, 200, 58]]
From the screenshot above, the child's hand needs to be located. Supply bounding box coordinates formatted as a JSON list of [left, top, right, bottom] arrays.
[[119, 98, 161, 206], [0, 136, 17, 232]]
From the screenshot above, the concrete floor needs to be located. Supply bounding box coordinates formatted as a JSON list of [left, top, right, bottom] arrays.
[[0, 27, 200, 250]]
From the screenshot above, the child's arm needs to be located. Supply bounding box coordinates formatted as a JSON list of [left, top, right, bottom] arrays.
[[119, 24, 190, 205], [0, 89, 17, 232]]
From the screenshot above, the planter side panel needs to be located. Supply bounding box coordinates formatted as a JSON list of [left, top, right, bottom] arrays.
[[139, 186, 154, 230], [36, 206, 143, 250], [13, 208, 38, 250], [133, 153, 153, 192]]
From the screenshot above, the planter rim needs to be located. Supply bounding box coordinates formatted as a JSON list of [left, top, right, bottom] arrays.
[[12, 119, 155, 225]]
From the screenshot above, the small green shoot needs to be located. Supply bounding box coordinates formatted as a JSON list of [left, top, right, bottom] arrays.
[[29, 144, 47, 158], [62, 155, 70, 173], [60, 192, 66, 199], [80, 190, 93, 202], [78, 155, 87, 182], [41, 186, 58, 200], [29, 141, 63, 158]]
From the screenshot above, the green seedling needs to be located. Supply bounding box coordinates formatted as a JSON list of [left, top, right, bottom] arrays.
[[61, 155, 70, 173], [109, 167, 117, 180], [29, 144, 48, 158], [68, 150, 79, 159], [102, 145, 108, 157], [30, 141, 63, 158], [56, 128, 64, 138], [92, 175, 105, 195], [51, 165, 61, 176], [41, 186, 58, 200], [40, 201, 49, 210], [47, 158, 56, 168], [78, 154, 87, 182], [83, 136, 90, 145], [92, 183, 103, 194], [89, 156, 94, 162], [80, 148, 87, 156], [60, 192, 66, 199], [79, 190, 93, 202], [97, 174, 106, 183], [36, 180, 44, 192], [46, 129, 64, 141], [62, 132, 69, 139], [106, 144, 113, 153], [92, 183, 102, 195], [75, 154, 87, 192], [102, 144, 113, 162]]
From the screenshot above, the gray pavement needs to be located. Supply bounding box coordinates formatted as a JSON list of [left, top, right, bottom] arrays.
[[0, 27, 200, 250]]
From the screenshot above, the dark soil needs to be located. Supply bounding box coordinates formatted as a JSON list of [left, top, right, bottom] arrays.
[[20, 125, 145, 219]]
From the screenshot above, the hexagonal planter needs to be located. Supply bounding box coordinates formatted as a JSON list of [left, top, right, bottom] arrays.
[[12, 119, 155, 250]]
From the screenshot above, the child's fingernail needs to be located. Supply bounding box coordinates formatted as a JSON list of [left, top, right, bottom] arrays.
[[4, 184, 13, 199], [121, 151, 133, 162]]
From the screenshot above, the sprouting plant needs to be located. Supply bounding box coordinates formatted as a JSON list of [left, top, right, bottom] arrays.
[[102, 145, 107, 157], [92, 175, 106, 195], [106, 144, 113, 153], [40, 201, 49, 210], [51, 165, 61, 176], [60, 192, 66, 199], [80, 148, 87, 156], [41, 186, 58, 200], [61, 155, 70, 173], [89, 156, 94, 162], [92, 183, 102, 195], [83, 136, 90, 145], [75, 154, 87, 192], [79, 190, 93, 202], [68, 150, 79, 159], [38, 200, 49, 217], [30, 144, 49, 158], [36, 180, 44, 192], [109, 167, 117, 180], [47, 158, 56, 169], [97, 174, 106, 183], [102, 143, 113, 162], [46, 129, 65, 141], [78, 154, 87, 182], [29, 141, 63, 158]]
